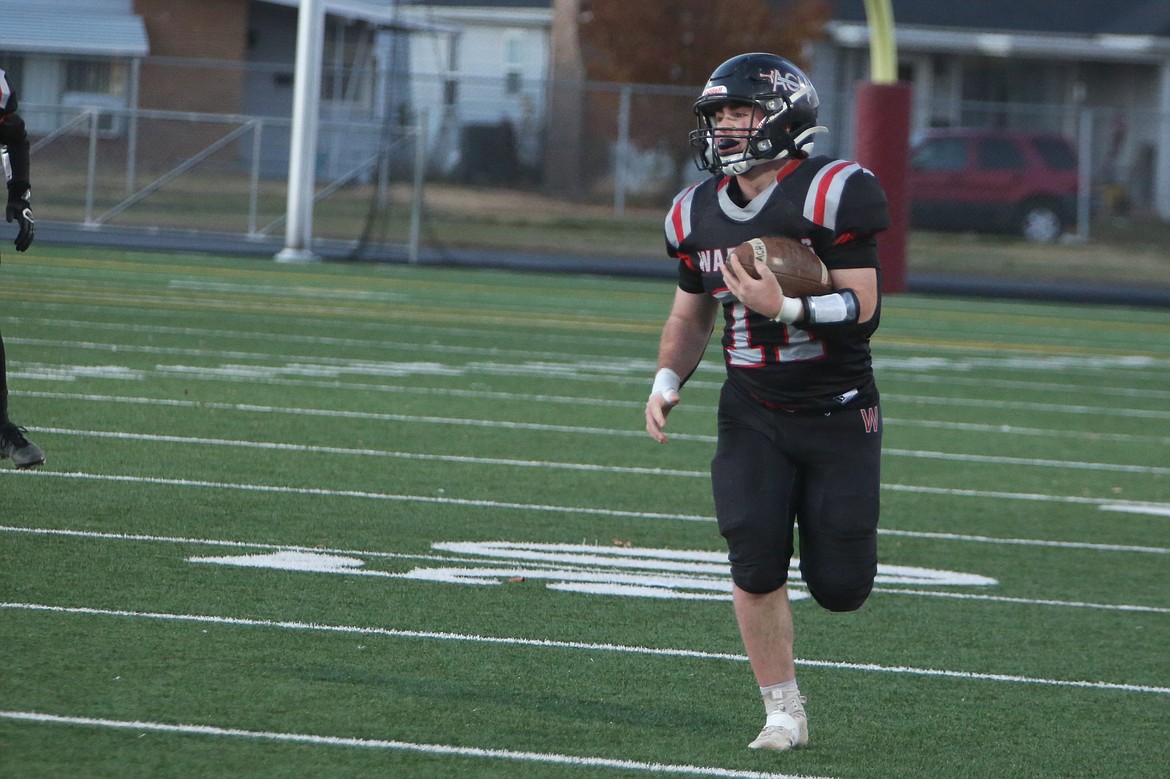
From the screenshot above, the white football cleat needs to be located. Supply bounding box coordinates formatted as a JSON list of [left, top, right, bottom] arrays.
[[748, 692, 808, 751]]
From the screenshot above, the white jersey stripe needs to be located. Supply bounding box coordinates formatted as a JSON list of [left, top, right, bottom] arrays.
[[0, 68, 13, 113], [665, 183, 700, 249], [803, 160, 865, 232]]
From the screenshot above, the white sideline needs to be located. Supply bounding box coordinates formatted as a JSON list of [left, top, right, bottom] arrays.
[[4, 602, 1168, 696], [0, 710, 836, 779], [24, 425, 1170, 479]]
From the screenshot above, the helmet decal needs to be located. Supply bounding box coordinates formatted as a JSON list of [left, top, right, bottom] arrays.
[[688, 53, 827, 177], [759, 68, 806, 94]]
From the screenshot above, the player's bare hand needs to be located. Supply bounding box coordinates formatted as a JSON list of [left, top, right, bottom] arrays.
[[645, 389, 680, 444], [723, 252, 784, 319]]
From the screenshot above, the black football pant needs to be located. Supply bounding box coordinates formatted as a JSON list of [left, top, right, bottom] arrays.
[[711, 382, 881, 612]]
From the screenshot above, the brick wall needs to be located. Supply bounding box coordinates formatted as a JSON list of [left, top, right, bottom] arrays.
[[134, 0, 248, 113], [131, 0, 250, 166]]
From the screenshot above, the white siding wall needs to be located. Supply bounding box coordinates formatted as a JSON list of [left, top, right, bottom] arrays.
[[402, 5, 550, 170]]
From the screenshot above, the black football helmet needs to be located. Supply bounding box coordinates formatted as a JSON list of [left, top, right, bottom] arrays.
[[690, 53, 826, 176]]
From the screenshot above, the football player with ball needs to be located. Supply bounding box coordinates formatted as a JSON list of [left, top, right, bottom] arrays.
[[644, 52, 889, 751]]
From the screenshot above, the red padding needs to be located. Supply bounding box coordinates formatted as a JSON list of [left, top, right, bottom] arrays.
[[854, 82, 912, 294]]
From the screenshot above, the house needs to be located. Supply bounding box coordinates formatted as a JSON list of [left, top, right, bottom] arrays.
[[0, 0, 422, 178], [0, 0, 150, 137], [817, 0, 1170, 218], [527, 0, 1170, 216], [239, 0, 419, 178], [5, 0, 1169, 218], [397, 0, 553, 179]]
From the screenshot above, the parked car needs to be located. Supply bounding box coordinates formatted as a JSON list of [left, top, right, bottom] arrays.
[[908, 128, 1079, 242]]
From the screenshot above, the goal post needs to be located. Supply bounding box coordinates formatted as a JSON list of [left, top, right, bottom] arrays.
[[276, 0, 325, 263]]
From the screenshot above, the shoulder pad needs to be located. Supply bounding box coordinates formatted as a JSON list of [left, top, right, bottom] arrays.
[[801, 159, 888, 236]]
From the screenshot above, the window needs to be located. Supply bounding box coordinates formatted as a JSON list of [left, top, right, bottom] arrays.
[[504, 32, 523, 95], [912, 138, 967, 171], [1031, 137, 1077, 170], [65, 60, 122, 97], [321, 24, 374, 106], [442, 36, 459, 107], [61, 58, 126, 135], [977, 138, 1025, 171]]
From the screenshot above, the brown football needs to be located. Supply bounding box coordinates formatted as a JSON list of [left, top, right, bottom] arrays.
[[732, 236, 832, 297]]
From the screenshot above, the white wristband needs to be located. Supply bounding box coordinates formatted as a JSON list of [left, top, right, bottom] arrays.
[[773, 296, 805, 324], [650, 367, 681, 398]]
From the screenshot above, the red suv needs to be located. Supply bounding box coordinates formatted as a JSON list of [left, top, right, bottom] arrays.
[[908, 128, 1079, 243]]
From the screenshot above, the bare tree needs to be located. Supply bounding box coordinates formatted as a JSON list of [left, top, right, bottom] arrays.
[[579, 0, 829, 87], [577, 0, 831, 194]]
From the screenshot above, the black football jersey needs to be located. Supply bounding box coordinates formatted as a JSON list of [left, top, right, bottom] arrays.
[[0, 68, 16, 117], [664, 156, 889, 412], [0, 68, 30, 184]]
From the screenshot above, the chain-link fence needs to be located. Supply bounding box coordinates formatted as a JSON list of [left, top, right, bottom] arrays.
[[17, 61, 1170, 266]]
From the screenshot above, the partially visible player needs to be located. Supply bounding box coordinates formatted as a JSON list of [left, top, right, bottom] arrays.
[[0, 66, 44, 468], [644, 52, 889, 751]]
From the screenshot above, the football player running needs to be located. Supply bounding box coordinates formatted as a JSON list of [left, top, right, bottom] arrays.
[[0, 67, 44, 468], [644, 53, 889, 751]]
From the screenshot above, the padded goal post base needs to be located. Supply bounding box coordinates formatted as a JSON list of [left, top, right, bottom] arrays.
[[854, 81, 912, 294]]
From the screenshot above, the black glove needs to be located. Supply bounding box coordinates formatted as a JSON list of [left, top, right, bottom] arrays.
[[6, 181, 34, 252]]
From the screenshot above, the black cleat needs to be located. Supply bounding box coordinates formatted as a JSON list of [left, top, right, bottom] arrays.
[[0, 422, 45, 469]]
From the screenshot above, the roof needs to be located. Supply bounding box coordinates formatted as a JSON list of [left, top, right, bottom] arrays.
[[259, 0, 409, 26], [258, 0, 458, 31], [0, 1, 148, 57], [826, 0, 1170, 63], [828, 0, 1170, 37], [402, 0, 551, 7]]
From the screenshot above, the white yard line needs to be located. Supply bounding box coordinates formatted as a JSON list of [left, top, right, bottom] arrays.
[[5, 317, 646, 361], [6, 464, 1170, 529], [12, 314, 1170, 378], [15, 383, 1170, 447], [4, 454, 1170, 534], [19, 391, 688, 438], [15, 389, 1170, 472], [0, 710, 836, 779], [2, 602, 1167, 696], [0, 313, 652, 358], [875, 528, 1167, 555], [2, 470, 695, 521], [16, 374, 1170, 448], [25, 427, 713, 476], [868, 587, 1170, 614], [10, 336, 656, 379], [8, 333, 1170, 420]]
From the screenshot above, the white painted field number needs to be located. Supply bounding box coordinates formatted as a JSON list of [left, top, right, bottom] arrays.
[[191, 541, 996, 601]]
